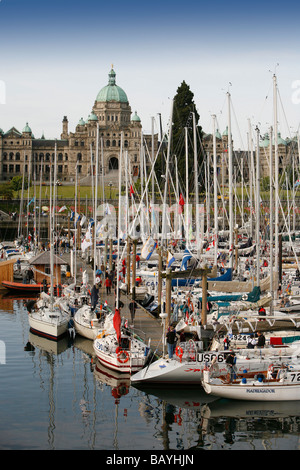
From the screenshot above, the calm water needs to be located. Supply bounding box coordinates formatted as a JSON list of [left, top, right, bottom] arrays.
[[0, 294, 299, 452]]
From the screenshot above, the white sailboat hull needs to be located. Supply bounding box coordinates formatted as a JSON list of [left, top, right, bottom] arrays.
[[131, 344, 300, 385], [202, 379, 300, 401], [93, 334, 150, 374], [28, 311, 69, 340]]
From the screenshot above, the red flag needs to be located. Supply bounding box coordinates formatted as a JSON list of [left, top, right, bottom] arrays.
[[129, 185, 134, 196], [113, 308, 121, 344], [178, 193, 185, 214]]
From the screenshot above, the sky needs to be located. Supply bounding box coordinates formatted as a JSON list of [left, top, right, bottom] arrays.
[[1, 0, 300, 149]]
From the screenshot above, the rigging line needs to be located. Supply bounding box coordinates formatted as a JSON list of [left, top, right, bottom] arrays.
[[230, 98, 246, 150], [277, 88, 294, 140]]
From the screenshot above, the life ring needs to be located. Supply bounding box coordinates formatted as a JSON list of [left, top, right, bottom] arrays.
[[175, 346, 183, 362], [117, 349, 129, 363]]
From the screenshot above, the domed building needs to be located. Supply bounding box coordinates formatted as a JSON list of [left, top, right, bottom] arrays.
[[0, 67, 158, 184]]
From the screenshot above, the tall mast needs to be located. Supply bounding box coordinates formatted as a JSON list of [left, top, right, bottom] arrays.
[[269, 126, 274, 312], [193, 112, 200, 259], [255, 126, 260, 287], [162, 99, 173, 245], [212, 115, 218, 266], [273, 74, 279, 296], [93, 122, 99, 284], [227, 92, 233, 269]]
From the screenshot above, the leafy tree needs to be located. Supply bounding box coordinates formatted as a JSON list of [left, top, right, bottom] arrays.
[[0, 183, 14, 200], [10, 175, 29, 197]]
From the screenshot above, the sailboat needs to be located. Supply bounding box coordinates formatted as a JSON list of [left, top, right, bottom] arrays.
[[28, 142, 70, 340]]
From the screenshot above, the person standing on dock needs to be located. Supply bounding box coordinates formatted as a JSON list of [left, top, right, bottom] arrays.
[[166, 326, 177, 359], [90, 283, 100, 311]]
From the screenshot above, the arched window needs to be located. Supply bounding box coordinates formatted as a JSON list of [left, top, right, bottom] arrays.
[[106, 140, 110, 147], [109, 157, 118, 170]]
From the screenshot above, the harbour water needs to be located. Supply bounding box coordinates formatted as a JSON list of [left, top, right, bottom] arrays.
[[1, 294, 299, 452]]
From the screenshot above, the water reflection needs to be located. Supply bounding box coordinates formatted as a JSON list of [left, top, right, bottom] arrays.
[[1, 290, 299, 450]]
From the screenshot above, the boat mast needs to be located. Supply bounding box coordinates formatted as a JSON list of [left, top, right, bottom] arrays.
[[212, 114, 218, 266], [273, 74, 279, 296], [162, 99, 173, 247], [255, 126, 260, 287], [185, 126, 189, 244], [93, 123, 99, 284], [193, 112, 200, 259], [227, 92, 234, 269], [269, 126, 274, 313]]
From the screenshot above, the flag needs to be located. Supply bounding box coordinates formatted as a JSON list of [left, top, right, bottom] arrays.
[[80, 215, 86, 227], [27, 197, 34, 207], [59, 205, 67, 213], [178, 193, 184, 214], [129, 185, 134, 196], [181, 248, 192, 270], [81, 226, 92, 252], [167, 251, 175, 268], [70, 211, 75, 221], [141, 237, 157, 260], [294, 179, 300, 188], [113, 308, 121, 344], [105, 203, 111, 215]]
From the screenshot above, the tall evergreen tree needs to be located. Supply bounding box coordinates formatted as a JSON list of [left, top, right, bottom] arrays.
[[155, 81, 204, 196]]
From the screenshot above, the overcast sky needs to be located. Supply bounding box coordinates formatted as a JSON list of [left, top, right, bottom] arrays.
[[1, 0, 300, 149]]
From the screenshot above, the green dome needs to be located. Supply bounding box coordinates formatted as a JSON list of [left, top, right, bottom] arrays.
[[131, 111, 141, 122], [23, 122, 32, 133], [260, 133, 270, 147], [96, 68, 128, 103], [222, 126, 228, 136], [78, 117, 85, 126], [277, 132, 287, 146], [0, 128, 3, 135], [88, 112, 98, 121], [216, 128, 222, 139]]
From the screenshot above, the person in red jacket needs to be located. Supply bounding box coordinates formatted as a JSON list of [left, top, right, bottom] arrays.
[[105, 277, 112, 295]]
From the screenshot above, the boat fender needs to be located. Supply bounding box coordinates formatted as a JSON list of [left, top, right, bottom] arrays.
[[175, 346, 183, 362], [116, 349, 129, 363]]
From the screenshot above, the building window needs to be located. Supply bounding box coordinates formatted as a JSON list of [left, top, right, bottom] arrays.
[[81, 141, 84, 147], [106, 140, 110, 147], [9, 152, 14, 160], [16, 165, 20, 173], [9, 164, 14, 173], [3, 165, 7, 173]]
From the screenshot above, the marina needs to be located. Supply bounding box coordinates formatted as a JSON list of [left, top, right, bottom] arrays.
[[2, 3, 300, 452]]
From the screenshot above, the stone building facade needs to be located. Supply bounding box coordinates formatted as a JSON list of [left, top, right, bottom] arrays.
[[202, 127, 298, 184], [0, 68, 158, 184]]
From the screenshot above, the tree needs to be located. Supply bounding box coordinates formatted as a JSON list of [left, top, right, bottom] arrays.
[[155, 81, 204, 196], [0, 183, 14, 200], [10, 175, 29, 198]]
